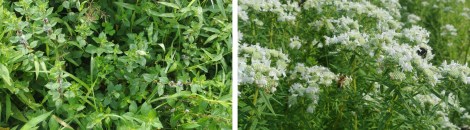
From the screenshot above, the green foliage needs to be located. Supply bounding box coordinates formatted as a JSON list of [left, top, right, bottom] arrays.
[[0, 0, 231, 129], [239, 0, 470, 129], [401, 0, 470, 64]]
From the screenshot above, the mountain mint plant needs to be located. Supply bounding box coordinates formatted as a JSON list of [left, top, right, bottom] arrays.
[[239, 0, 470, 129], [0, 0, 231, 129]]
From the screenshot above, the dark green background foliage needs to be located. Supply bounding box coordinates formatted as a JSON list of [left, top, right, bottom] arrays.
[[0, 0, 231, 129]]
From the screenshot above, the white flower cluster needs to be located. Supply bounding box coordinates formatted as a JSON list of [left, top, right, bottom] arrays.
[[330, 1, 399, 22], [239, 0, 301, 22], [440, 24, 457, 36], [288, 83, 320, 113], [240, 0, 470, 126], [382, 43, 429, 71], [301, 0, 328, 11], [407, 14, 421, 24], [238, 43, 289, 93], [289, 36, 302, 49], [290, 63, 338, 87], [378, 0, 402, 18], [288, 63, 339, 113], [439, 60, 470, 84], [238, 7, 249, 21], [321, 16, 368, 50], [324, 30, 369, 50], [329, 16, 360, 33], [303, 0, 468, 110], [389, 70, 406, 81], [414, 91, 466, 129], [461, 8, 470, 20], [380, 41, 441, 85], [414, 93, 442, 107], [402, 25, 430, 45], [362, 82, 384, 105]]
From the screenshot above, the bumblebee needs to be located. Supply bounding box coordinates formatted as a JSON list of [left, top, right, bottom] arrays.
[[417, 47, 427, 58]]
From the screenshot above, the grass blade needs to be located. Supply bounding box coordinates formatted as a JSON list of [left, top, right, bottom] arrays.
[[20, 111, 53, 130]]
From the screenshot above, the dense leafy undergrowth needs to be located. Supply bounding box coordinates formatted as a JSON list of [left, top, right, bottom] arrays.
[[239, 0, 470, 129], [0, 0, 231, 129]]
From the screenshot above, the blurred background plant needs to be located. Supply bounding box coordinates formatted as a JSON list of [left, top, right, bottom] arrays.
[[238, 0, 470, 129], [0, 0, 232, 129]]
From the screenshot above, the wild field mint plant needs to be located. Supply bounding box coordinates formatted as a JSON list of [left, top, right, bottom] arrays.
[[239, 0, 470, 129], [0, 0, 231, 129]]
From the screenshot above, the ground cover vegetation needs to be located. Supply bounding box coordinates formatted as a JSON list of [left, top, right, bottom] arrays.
[[0, 0, 232, 129], [238, 0, 470, 129]]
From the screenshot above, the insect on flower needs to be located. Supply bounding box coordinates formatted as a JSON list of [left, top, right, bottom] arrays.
[[337, 75, 347, 89], [417, 47, 427, 58]]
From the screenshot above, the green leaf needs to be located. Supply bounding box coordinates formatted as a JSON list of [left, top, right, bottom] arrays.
[[204, 34, 218, 44], [216, 0, 226, 18], [158, 2, 180, 9], [190, 84, 200, 93], [143, 74, 156, 82], [197, 65, 208, 73], [48, 115, 59, 130], [182, 122, 200, 129], [150, 91, 192, 102], [21, 111, 53, 130], [147, 23, 154, 39], [6, 95, 11, 122], [65, 72, 91, 91], [11, 103, 27, 122], [148, 10, 176, 18], [158, 43, 165, 52], [170, 114, 184, 127], [129, 101, 137, 113], [34, 57, 39, 80], [0, 63, 12, 86], [114, 2, 136, 10], [202, 27, 220, 33], [158, 83, 164, 96], [62, 1, 70, 9], [201, 49, 223, 62], [260, 91, 276, 114], [155, 13, 176, 18], [85, 44, 98, 54], [167, 62, 178, 73], [139, 102, 152, 114], [159, 77, 169, 84], [45, 82, 59, 90]]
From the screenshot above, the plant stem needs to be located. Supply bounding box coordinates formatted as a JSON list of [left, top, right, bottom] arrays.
[[253, 88, 259, 105]]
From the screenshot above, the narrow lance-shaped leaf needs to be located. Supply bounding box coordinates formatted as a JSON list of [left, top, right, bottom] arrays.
[[158, 2, 180, 9], [182, 122, 200, 129], [21, 111, 53, 130], [0, 63, 12, 86], [114, 2, 136, 10], [34, 56, 39, 80]]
